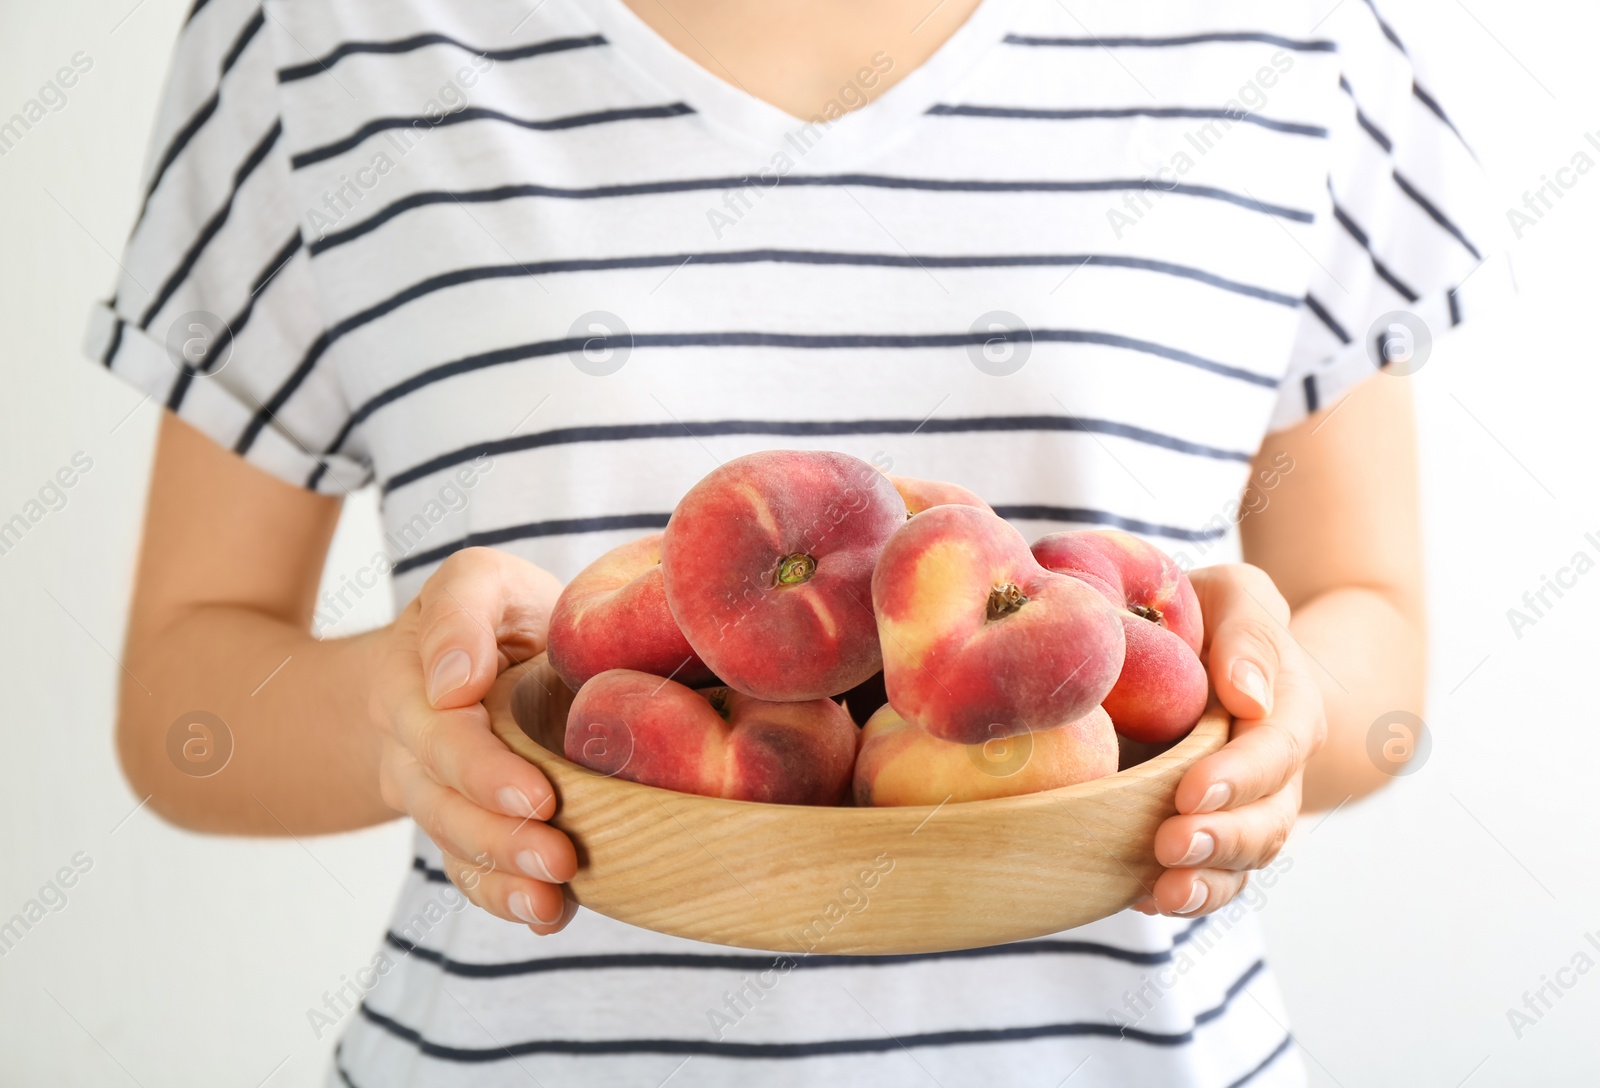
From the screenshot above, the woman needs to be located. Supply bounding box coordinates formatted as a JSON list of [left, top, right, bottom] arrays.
[[91, 0, 1502, 1083]]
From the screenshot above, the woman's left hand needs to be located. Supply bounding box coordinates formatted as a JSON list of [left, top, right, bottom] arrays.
[[1133, 563, 1327, 917]]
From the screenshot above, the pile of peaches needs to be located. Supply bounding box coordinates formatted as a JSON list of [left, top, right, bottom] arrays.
[[546, 451, 1208, 808]]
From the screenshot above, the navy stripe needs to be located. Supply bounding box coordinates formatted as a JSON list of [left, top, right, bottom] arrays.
[[183, 0, 212, 25], [1303, 293, 1350, 344], [1004, 32, 1334, 52], [169, 230, 301, 412], [100, 316, 125, 369], [1412, 82, 1474, 156], [991, 506, 1227, 542], [384, 415, 1252, 497], [1392, 170, 1482, 259], [290, 102, 694, 170], [278, 32, 606, 82], [325, 328, 1273, 458], [354, 958, 1267, 1060], [314, 249, 1297, 372], [134, 8, 264, 229], [1338, 76, 1393, 152], [1330, 199, 1419, 302], [138, 120, 283, 330], [1360, 0, 1409, 56], [1302, 374, 1319, 416], [1227, 1033, 1295, 1088], [383, 917, 1213, 977], [308, 175, 1316, 256], [392, 514, 673, 575], [412, 857, 451, 883], [927, 104, 1327, 138], [1448, 286, 1462, 327]]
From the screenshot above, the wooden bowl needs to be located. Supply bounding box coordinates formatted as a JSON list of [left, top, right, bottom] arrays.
[[489, 656, 1229, 956]]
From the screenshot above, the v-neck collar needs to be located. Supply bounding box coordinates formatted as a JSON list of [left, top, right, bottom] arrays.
[[574, 0, 1019, 170]]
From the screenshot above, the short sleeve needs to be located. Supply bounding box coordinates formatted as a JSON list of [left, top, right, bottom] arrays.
[[1268, 0, 1515, 432], [83, 0, 371, 494]]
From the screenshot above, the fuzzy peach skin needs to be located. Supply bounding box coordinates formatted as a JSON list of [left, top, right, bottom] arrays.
[[1032, 529, 1207, 744], [854, 702, 1117, 806], [547, 533, 714, 691], [872, 504, 1125, 744], [661, 450, 907, 701], [889, 475, 993, 517], [564, 668, 858, 805]]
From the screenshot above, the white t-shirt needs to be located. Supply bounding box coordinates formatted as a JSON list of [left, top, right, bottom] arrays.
[[87, 0, 1505, 1084]]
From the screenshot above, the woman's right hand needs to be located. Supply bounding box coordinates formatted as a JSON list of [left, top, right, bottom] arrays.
[[369, 547, 579, 933]]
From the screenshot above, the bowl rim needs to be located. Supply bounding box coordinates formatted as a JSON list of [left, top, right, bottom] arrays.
[[491, 663, 1231, 818]]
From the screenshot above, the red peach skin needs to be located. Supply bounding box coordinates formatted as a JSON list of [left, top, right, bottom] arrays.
[[872, 504, 1125, 744], [1032, 529, 1207, 744], [889, 475, 993, 517], [564, 669, 857, 805], [854, 702, 1117, 806], [661, 450, 907, 701], [547, 534, 714, 691]]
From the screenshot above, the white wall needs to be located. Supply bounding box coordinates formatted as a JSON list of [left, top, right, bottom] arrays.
[[0, 1, 1595, 1084]]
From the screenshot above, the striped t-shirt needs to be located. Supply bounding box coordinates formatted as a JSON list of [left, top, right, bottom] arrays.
[[88, 0, 1505, 1084]]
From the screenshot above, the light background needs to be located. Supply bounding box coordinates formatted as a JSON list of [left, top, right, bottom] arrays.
[[1, 1, 1596, 1084]]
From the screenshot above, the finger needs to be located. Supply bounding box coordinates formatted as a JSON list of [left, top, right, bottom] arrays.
[[525, 890, 580, 937], [1190, 564, 1291, 720], [441, 850, 568, 928], [1155, 786, 1300, 872], [390, 675, 558, 821], [1150, 867, 1250, 918], [416, 548, 563, 709], [390, 747, 577, 884], [1175, 665, 1325, 814]]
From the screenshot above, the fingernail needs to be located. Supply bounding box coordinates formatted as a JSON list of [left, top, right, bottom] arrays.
[[497, 786, 536, 818], [508, 891, 538, 924], [428, 649, 472, 705], [516, 849, 558, 883], [1177, 831, 1215, 867], [1193, 782, 1232, 814], [1172, 882, 1208, 915], [1231, 660, 1271, 715]]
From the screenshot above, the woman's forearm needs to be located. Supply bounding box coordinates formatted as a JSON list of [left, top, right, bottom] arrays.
[[120, 605, 395, 835], [1292, 584, 1427, 811]]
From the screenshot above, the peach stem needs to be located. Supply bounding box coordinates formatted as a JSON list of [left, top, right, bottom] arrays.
[[986, 582, 1029, 621], [775, 553, 817, 586]]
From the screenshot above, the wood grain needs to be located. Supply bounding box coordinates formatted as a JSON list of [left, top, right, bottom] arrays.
[[489, 655, 1229, 956]]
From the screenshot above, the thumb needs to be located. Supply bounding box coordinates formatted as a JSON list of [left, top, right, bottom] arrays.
[[415, 548, 563, 710], [1191, 566, 1290, 722]]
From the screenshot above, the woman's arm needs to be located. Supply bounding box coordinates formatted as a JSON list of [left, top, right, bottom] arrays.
[[120, 413, 388, 833], [1244, 373, 1426, 810], [1138, 373, 1425, 916], [120, 413, 576, 930]]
